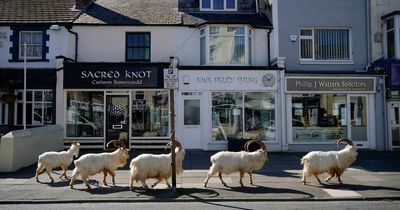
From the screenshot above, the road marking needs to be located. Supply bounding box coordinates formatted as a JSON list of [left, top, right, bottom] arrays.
[[322, 188, 361, 198], [352, 175, 383, 182]]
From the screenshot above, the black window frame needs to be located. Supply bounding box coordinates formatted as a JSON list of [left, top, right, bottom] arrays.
[[126, 32, 151, 62]]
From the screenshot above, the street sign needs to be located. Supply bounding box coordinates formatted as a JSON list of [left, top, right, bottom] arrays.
[[164, 68, 178, 89]]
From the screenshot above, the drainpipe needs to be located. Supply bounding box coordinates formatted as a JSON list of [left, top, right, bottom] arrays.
[[366, 0, 371, 64], [66, 25, 78, 62], [268, 28, 272, 66]]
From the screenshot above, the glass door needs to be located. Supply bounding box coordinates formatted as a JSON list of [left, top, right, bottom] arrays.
[[105, 94, 129, 149], [348, 95, 368, 148], [389, 102, 400, 148]]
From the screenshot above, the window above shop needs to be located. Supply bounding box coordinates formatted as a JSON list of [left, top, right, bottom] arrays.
[[200, 0, 237, 11], [299, 28, 352, 64], [384, 14, 400, 59], [9, 26, 49, 62], [126, 32, 151, 62], [200, 25, 252, 65]]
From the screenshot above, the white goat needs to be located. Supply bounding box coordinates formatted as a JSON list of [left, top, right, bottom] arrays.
[[69, 140, 129, 189], [35, 142, 80, 183], [129, 140, 185, 190], [204, 140, 268, 187], [300, 138, 358, 185]]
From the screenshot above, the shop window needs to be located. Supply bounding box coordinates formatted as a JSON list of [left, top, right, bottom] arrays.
[[212, 92, 275, 141], [299, 28, 351, 62], [292, 94, 347, 142], [66, 91, 104, 137], [131, 90, 169, 137], [15, 90, 53, 126], [200, 0, 236, 11], [200, 26, 251, 65], [126, 32, 151, 62]]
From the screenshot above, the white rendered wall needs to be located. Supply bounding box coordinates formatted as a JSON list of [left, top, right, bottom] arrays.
[[74, 26, 269, 66]]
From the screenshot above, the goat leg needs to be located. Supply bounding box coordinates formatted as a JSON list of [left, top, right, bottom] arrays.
[[239, 171, 244, 187], [218, 172, 228, 187], [248, 172, 253, 185], [102, 170, 108, 186], [314, 174, 322, 184]]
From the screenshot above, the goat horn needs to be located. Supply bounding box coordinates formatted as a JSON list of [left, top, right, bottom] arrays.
[[244, 140, 251, 151], [246, 140, 266, 151], [107, 140, 127, 149], [336, 138, 354, 146]]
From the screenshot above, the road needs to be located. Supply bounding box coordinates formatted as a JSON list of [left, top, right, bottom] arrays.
[[1, 201, 400, 210]]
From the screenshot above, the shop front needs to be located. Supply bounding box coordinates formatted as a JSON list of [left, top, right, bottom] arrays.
[[63, 62, 170, 149], [177, 70, 282, 151], [285, 76, 377, 151]]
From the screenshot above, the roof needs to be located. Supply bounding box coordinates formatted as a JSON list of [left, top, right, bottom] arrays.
[[0, 0, 79, 24], [182, 12, 273, 29], [73, 0, 182, 25]]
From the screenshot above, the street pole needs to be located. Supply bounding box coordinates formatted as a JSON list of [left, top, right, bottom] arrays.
[[170, 88, 176, 193], [23, 43, 27, 130]]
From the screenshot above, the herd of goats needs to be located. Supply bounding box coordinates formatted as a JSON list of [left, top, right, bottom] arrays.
[[34, 138, 358, 190]]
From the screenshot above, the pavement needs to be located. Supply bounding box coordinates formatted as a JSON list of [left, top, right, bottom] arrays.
[[0, 150, 400, 204]]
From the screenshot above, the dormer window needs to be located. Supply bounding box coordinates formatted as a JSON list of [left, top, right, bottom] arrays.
[[200, 0, 237, 11]]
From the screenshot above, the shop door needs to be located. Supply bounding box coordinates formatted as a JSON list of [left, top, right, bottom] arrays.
[[389, 102, 400, 148], [347, 95, 369, 148], [180, 97, 202, 149], [105, 95, 129, 150]]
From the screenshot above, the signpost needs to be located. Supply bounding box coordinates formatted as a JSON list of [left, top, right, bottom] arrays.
[[164, 67, 178, 192]]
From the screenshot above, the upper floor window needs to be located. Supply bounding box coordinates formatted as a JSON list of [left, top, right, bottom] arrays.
[[200, 26, 251, 65], [126, 32, 150, 62], [19, 31, 43, 60], [200, 0, 237, 11], [299, 28, 352, 63], [386, 17, 396, 58]]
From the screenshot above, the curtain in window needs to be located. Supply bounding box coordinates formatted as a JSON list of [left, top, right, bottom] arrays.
[[226, 0, 235, 9], [202, 0, 211, 8], [314, 29, 349, 60], [213, 0, 224, 10], [209, 27, 245, 64]]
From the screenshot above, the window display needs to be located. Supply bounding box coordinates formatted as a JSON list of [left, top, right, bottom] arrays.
[[292, 94, 347, 142], [66, 91, 104, 137], [131, 91, 169, 137], [212, 92, 275, 141]]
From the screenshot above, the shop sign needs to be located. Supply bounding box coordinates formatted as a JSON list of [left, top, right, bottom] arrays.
[[286, 77, 375, 93], [64, 63, 163, 89], [179, 70, 277, 91]]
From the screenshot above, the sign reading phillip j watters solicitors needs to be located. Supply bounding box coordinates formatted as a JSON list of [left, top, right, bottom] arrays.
[[286, 77, 375, 93]]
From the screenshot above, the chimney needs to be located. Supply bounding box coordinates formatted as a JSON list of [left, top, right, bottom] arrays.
[[75, 0, 93, 10]]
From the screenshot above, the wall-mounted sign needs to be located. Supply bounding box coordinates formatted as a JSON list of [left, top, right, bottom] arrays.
[[179, 70, 278, 91], [164, 68, 178, 89], [64, 63, 165, 89], [286, 77, 375, 93]]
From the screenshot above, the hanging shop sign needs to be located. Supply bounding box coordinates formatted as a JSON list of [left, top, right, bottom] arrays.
[[286, 77, 376, 93], [64, 63, 164, 89]]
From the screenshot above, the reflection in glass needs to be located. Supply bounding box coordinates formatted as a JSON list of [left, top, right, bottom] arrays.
[[212, 92, 276, 141], [292, 94, 347, 142], [66, 91, 104, 137], [131, 91, 169, 137], [350, 96, 367, 142], [184, 99, 200, 125]]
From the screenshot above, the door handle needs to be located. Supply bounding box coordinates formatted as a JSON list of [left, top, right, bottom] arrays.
[[112, 125, 123, 129]]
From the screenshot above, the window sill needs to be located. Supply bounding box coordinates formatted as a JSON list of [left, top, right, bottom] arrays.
[[9, 59, 49, 63], [300, 60, 354, 65]]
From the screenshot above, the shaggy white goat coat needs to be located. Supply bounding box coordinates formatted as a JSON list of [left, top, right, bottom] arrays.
[[204, 148, 268, 187], [129, 146, 185, 189], [69, 147, 129, 189], [301, 144, 357, 184], [35, 142, 80, 182]]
